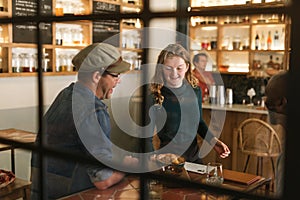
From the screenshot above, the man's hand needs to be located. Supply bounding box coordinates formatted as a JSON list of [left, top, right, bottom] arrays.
[[123, 155, 139, 167]]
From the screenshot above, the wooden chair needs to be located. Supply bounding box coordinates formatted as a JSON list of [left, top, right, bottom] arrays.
[[236, 118, 282, 179]]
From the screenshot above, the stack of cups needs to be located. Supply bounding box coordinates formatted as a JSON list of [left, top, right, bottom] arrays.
[[226, 88, 233, 105], [217, 85, 225, 105], [209, 85, 217, 104]]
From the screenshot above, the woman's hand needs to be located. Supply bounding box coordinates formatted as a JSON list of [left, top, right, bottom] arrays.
[[211, 137, 231, 158]]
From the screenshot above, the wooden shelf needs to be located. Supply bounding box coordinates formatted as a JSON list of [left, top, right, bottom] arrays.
[[0, 0, 144, 77], [189, 1, 290, 75]]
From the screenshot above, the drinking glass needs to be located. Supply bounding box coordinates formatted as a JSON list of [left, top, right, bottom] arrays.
[[206, 162, 224, 186], [149, 179, 163, 200]]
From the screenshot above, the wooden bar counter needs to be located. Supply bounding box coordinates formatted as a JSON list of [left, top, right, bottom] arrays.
[[200, 103, 269, 171], [59, 168, 271, 200]]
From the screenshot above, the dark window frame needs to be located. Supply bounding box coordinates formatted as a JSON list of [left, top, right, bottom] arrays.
[[0, 0, 298, 199]]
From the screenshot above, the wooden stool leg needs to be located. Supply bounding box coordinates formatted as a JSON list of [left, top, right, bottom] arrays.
[[259, 157, 263, 176], [11, 147, 15, 174], [24, 186, 31, 200], [243, 155, 250, 172]]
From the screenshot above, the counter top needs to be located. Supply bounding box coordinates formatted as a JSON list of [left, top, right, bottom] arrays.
[[59, 169, 271, 200], [202, 103, 268, 115]]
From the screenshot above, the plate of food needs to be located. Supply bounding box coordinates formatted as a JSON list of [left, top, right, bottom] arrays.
[[151, 153, 185, 174], [0, 169, 16, 188]]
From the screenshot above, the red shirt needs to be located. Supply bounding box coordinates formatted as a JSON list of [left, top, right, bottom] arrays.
[[192, 68, 215, 102]]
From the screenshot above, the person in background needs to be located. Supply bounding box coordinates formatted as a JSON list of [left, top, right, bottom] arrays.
[[147, 43, 230, 164], [30, 43, 138, 199], [265, 71, 288, 196], [192, 53, 215, 102]]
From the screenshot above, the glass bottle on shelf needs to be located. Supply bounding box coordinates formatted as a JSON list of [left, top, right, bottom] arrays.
[[0, 54, 2, 73], [242, 37, 249, 50], [260, 31, 266, 50], [255, 32, 260, 50], [134, 36, 141, 49], [20, 53, 30, 72], [42, 53, 51, 72], [222, 36, 230, 50], [72, 28, 83, 45], [273, 30, 279, 50], [74, 1, 85, 15], [0, 26, 3, 43], [267, 31, 272, 50], [28, 53, 37, 72], [210, 36, 217, 50], [267, 55, 274, 69], [201, 36, 209, 50], [232, 36, 241, 50], [55, 0, 64, 16], [66, 54, 73, 72], [0, 0, 4, 11], [126, 34, 134, 49], [56, 28, 63, 45], [58, 54, 68, 72], [62, 28, 72, 46], [12, 53, 21, 73], [273, 57, 281, 70], [122, 33, 127, 48], [63, 1, 73, 15]]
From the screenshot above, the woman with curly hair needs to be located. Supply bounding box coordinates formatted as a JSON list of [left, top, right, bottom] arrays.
[[147, 43, 230, 163]]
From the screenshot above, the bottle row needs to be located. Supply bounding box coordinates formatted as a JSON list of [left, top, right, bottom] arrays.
[[191, 27, 285, 51], [55, 0, 87, 16], [122, 51, 142, 70], [254, 29, 284, 50], [0, 47, 145, 73], [6, 48, 80, 73], [55, 24, 85, 46], [190, 14, 285, 26], [122, 30, 142, 49], [190, 0, 287, 7]]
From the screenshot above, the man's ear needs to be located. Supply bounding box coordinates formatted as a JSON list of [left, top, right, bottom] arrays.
[[92, 71, 101, 83], [278, 97, 288, 114]]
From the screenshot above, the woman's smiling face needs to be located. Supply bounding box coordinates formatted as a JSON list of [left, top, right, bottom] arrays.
[[162, 56, 189, 88]]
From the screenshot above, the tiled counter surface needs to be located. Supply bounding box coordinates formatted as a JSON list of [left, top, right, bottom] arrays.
[[59, 172, 270, 200], [58, 175, 216, 200]]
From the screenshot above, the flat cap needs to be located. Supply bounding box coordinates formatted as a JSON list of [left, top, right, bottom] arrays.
[[72, 43, 130, 73]]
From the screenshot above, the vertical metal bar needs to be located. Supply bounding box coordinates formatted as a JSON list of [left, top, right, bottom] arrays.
[[176, 0, 189, 48], [36, 1, 46, 199], [286, 0, 299, 199], [140, 0, 150, 199]]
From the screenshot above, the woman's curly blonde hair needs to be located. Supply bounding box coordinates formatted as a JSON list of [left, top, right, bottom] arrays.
[[150, 43, 198, 105]]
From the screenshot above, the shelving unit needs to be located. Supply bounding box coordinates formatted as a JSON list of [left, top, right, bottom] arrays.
[[188, 1, 291, 77], [0, 0, 143, 77], [120, 0, 143, 70]]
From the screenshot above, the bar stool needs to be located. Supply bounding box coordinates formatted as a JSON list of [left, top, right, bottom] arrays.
[[236, 118, 282, 179]]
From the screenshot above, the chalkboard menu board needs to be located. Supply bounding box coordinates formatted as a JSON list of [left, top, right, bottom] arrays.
[[12, 0, 52, 44], [92, 1, 120, 47]]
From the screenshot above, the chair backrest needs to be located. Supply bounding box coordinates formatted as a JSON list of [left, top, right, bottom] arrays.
[[237, 118, 282, 157]]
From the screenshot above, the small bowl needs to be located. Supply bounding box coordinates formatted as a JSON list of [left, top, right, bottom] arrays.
[[169, 162, 185, 173], [169, 157, 185, 173]]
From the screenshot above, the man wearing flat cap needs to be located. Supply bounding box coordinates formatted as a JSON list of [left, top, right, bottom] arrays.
[[31, 43, 138, 199]]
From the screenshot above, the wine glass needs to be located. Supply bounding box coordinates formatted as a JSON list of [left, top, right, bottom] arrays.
[[247, 88, 256, 105]]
